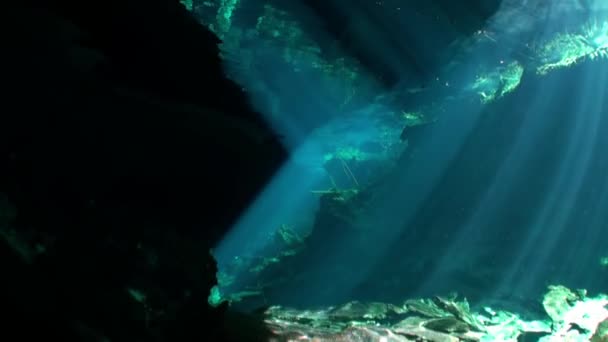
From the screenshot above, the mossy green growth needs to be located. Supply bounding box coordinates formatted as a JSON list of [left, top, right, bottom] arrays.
[[471, 62, 524, 103], [180, 0, 193, 11], [216, 0, 240, 35], [208, 285, 225, 307], [536, 20, 608, 74], [127, 288, 147, 303], [591, 318, 608, 342]]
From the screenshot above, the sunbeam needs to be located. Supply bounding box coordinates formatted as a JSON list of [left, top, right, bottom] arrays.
[[189, 1, 608, 339]]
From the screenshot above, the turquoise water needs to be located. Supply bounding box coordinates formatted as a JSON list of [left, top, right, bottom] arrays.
[[194, 3, 608, 331]]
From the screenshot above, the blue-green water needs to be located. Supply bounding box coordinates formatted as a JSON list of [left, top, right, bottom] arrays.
[[192, 1, 608, 318]]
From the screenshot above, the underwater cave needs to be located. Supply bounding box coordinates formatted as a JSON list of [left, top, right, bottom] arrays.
[[2, 0, 608, 341]]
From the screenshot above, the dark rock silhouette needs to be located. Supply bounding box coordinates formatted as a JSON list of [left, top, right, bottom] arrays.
[[0, 1, 285, 340]]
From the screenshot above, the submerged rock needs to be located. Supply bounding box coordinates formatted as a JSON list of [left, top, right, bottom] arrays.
[[433, 296, 486, 332], [423, 317, 471, 334], [591, 318, 608, 342], [261, 285, 608, 342], [542, 285, 582, 323], [540, 285, 608, 341]]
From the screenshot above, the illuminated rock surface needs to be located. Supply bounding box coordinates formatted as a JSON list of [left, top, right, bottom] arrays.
[[262, 286, 608, 342]]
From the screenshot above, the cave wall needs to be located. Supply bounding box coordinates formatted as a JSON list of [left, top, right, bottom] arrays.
[[0, 1, 285, 340]]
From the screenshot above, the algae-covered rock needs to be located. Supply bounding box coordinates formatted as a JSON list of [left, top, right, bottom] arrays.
[[330, 301, 406, 321], [434, 296, 486, 332], [543, 285, 581, 323], [423, 317, 471, 334], [263, 286, 607, 342], [394, 325, 460, 342], [405, 298, 451, 318], [541, 285, 608, 341], [392, 316, 428, 330], [591, 318, 608, 342]]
